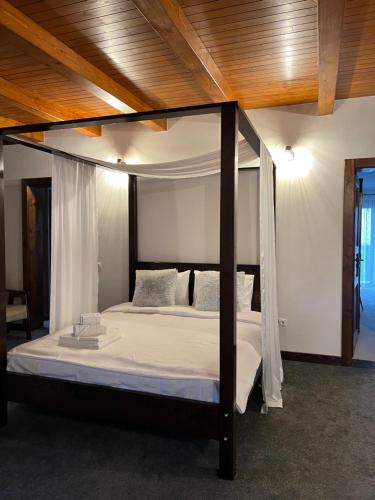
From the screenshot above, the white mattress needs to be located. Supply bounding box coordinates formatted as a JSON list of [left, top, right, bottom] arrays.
[[7, 304, 262, 414]]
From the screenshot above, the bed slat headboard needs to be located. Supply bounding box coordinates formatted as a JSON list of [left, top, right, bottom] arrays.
[[134, 262, 261, 312]]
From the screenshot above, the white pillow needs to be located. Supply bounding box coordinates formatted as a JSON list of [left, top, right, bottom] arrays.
[[194, 270, 246, 311], [175, 270, 190, 306], [238, 274, 254, 312]]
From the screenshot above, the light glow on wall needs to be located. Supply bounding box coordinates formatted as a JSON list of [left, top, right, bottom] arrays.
[[103, 169, 128, 188], [275, 146, 313, 180], [125, 153, 143, 165]]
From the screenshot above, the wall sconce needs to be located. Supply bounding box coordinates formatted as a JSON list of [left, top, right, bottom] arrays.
[[284, 146, 295, 161], [277, 145, 312, 180]]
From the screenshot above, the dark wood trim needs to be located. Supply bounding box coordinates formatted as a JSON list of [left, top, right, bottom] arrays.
[[281, 351, 341, 365], [0, 102, 224, 136], [352, 158, 375, 168], [128, 175, 138, 301], [0, 136, 6, 426], [342, 157, 375, 366], [342, 159, 356, 366], [219, 102, 238, 480], [22, 177, 51, 329], [7, 372, 220, 438], [21, 177, 51, 187]]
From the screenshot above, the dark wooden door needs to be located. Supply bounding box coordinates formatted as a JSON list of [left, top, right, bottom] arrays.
[[353, 177, 363, 352], [22, 178, 51, 329]]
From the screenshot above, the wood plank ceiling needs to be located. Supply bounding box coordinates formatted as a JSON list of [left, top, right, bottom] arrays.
[[0, 0, 373, 138]]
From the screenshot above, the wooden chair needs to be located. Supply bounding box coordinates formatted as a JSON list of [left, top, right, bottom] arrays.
[[6, 289, 32, 340]]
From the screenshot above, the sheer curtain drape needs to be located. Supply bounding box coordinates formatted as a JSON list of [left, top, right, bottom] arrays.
[[259, 141, 283, 409], [361, 195, 375, 288], [50, 155, 98, 333], [61, 139, 259, 178]]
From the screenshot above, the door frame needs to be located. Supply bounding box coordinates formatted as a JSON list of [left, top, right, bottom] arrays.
[[342, 158, 375, 366], [22, 177, 51, 329]]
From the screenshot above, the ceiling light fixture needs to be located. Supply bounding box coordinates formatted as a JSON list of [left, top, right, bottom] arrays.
[[284, 145, 295, 161]]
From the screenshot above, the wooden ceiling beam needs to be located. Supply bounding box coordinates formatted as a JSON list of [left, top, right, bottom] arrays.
[[0, 77, 101, 137], [0, 0, 166, 132], [0, 116, 44, 142], [132, 0, 236, 103], [318, 0, 346, 115]]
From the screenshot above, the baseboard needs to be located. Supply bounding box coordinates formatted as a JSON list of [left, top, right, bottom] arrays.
[[281, 351, 342, 365], [352, 359, 375, 369]]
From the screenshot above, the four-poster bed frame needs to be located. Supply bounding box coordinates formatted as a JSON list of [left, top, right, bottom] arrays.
[[0, 101, 273, 479]]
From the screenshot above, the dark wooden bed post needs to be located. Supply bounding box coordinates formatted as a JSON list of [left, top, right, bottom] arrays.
[[0, 136, 7, 427], [219, 102, 238, 480], [128, 174, 138, 301]]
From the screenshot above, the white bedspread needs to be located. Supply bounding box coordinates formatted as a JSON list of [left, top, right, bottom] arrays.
[[7, 304, 262, 413]]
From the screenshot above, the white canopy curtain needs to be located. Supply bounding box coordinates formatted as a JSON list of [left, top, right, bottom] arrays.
[[260, 141, 283, 409], [79, 139, 259, 178], [361, 195, 375, 288], [50, 155, 98, 333]]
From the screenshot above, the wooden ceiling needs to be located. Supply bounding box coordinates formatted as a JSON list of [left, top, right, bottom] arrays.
[[0, 0, 374, 138]]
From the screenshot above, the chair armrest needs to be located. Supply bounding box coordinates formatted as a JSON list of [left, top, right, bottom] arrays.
[[6, 289, 29, 305]]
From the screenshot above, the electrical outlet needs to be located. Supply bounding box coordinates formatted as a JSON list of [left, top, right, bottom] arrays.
[[278, 318, 287, 327]]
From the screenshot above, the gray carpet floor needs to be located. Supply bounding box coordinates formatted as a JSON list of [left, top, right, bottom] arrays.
[[0, 360, 374, 500]]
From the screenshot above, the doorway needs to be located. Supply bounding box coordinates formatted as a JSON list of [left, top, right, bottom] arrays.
[[342, 159, 375, 365], [22, 178, 52, 330]]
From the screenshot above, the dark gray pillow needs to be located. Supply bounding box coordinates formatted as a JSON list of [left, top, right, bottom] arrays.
[[133, 269, 178, 307]]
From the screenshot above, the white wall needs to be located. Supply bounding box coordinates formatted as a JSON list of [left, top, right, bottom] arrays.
[[4, 143, 128, 311], [248, 96, 375, 356], [96, 168, 128, 311], [4, 147, 51, 289], [138, 171, 259, 264], [45, 113, 222, 164]]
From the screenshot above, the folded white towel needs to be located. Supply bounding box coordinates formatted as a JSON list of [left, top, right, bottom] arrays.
[[80, 313, 101, 325], [58, 333, 120, 350], [73, 324, 107, 338]]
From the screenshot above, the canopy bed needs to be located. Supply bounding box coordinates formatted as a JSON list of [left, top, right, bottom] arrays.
[[0, 102, 283, 480]]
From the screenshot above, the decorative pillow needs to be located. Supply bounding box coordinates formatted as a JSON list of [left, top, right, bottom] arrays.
[[238, 274, 254, 312], [194, 271, 246, 311], [133, 269, 178, 307], [176, 270, 190, 306]]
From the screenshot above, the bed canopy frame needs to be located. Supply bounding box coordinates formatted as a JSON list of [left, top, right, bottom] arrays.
[[0, 101, 274, 480]]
